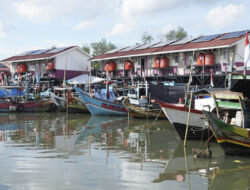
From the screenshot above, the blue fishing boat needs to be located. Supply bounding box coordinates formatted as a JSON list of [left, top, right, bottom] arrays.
[[74, 85, 127, 116]]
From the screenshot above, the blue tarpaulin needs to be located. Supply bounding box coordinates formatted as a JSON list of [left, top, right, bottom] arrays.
[[0, 88, 24, 98], [94, 87, 116, 101]]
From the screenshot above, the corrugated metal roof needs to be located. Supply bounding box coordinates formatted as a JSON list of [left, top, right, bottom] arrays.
[[91, 31, 245, 61], [1, 46, 76, 63]]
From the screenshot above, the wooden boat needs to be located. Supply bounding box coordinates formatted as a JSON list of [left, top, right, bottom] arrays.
[[74, 85, 127, 116], [17, 99, 52, 112], [203, 91, 250, 156], [154, 99, 212, 140], [50, 87, 68, 111], [68, 97, 89, 113], [51, 87, 89, 113], [123, 97, 165, 119], [0, 102, 18, 112], [153, 88, 224, 140], [0, 86, 23, 112], [124, 81, 165, 119]]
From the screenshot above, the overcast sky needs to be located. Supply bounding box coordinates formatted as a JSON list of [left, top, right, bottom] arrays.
[[0, 0, 249, 59]]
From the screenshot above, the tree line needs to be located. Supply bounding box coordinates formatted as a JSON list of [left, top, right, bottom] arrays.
[[84, 26, 188, 57]]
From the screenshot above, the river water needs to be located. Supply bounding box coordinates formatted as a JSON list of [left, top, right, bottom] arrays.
[[0, 113, 249, 190]]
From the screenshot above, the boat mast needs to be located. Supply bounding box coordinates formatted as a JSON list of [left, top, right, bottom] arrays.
[[63, 52, 68, 87], [184, 51, 195, 105]]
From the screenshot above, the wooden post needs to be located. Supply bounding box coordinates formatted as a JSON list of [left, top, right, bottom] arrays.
[[184, 91, 193, 147]]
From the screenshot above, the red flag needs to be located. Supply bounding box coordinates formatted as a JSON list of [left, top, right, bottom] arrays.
[[245, 31, 249, 46], [244, 31, 250, 68]]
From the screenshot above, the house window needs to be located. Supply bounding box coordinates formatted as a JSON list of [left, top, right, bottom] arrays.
[[223, 50, 227, 60], [175, 55, 179, 63], [194, 54, 197, 62]]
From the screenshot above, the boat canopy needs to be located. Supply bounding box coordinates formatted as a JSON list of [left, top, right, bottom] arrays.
[[94, 87, 116, 101], [66, 74, 105, 85], [0, 86, 24, 98]]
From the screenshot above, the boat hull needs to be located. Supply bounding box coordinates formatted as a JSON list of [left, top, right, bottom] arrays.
[[0, 103, 17, 112], [203, 111, 250, 156], [123, 98, 165, 119], [172, 122, 211, 140], [17, 101, 52, 112], [74, 87, 127, 116], [158, 101, 211, 140], [50, 92, 67, 112]]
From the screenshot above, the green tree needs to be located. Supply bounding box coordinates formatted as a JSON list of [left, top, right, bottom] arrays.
[[141, 32, 154, 44], [82, 45, 90, 54], [90, 39, 117, 56], [50, 45, 56, 49], [165, 26, 188, 41]]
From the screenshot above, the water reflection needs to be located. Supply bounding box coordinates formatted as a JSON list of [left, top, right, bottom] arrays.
[[0, 113, 249, 190], [0, 113, 90, 152], [208, 158, 250, 190]]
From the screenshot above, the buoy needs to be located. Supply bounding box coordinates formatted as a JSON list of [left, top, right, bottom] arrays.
[[205, 53, 215, 66], [124, 60, 134, 70], [159, 58, 169, 68], [197, 54, 205, 66], [153, 58, 160, 68], [16, 64, 28, 73], [104, 62, 116, 71], [46, 62, 55, 71]]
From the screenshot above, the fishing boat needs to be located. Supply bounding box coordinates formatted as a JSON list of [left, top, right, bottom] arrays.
[[0, 86, 23, 112], [124, 81, 165, 119], [153, 88, 223, 140], [123, 97, 165, 119], [17, 100, 52, 112], [203, 91, 250, 156], [50, 87, 68, 111], [51, 86, 90, 113], [74, 82, 127, 116]]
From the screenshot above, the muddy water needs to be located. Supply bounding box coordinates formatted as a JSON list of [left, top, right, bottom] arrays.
[[0, 113, 249, 190]]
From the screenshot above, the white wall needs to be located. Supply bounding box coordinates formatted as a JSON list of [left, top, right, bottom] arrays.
[[235, 37, 245, 63], [55, 47, 90, 71], [116, 59, 123, 70]]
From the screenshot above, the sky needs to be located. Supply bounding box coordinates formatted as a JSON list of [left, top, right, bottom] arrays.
[[0, 0, 249, 60]]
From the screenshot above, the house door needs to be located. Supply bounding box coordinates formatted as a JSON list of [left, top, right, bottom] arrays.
[[141, 58, 145, 76]]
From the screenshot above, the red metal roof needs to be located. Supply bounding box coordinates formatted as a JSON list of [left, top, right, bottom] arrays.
[[91, 33, 244, 61], [1, 46, 76, 63]]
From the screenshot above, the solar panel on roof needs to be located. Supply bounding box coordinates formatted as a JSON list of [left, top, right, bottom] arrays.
[[16, 51, 34, 56], [171, 37, 196, 45], [134, 42, 160, 50], [106, 47, 127, 54], [192, 34, 221, 43], [29, 49, 50, 55], [46, 47, 68, 53], [220, 30, 246, 40], [120, 44, 142, 52], [151, 40, 175, 48]]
